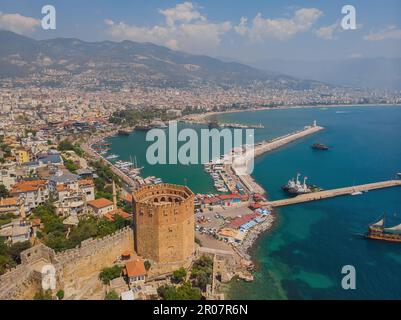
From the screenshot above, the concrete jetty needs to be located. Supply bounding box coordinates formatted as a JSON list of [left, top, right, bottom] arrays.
[[232, 122, 324, 194], [267, 180, 401, 207], [253, 124, 324, 158]]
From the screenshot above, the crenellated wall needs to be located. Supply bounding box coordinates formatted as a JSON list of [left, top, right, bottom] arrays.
[[0, 227, 135, 300]]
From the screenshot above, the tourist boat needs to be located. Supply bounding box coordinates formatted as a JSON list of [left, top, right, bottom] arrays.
[[135, 125, 152, 131], [365, 217, 401, 243], [311, 143, 329, 150], [106, 154, 119, 160], [282, 173, 321, 195], [150, 121, 168, 129], [118, 130, 130, 136], [208, 121, 220, 129]]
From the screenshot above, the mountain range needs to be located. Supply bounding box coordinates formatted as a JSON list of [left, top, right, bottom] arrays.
[[0, 30, 325, 90], [248, 57, 401, 90]]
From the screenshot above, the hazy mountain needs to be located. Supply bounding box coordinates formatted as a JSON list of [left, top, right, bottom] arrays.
[[0, 30, 325, 90], [248, 58, 401, 90]]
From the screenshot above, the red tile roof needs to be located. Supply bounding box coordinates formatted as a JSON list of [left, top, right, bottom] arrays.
[[87, 198, 114, 209], [203, 196, 221, 205], [0, 197, 18, 206], [228, 212, 260, 229], [11, 180, 48, 193], [104, 209, 131, 221], [78, 179, 94, 187], [56, 184, 72, 192], [218, 194, 242, 201], [250, 203, 262, 209], [125, 259, 146, 278]]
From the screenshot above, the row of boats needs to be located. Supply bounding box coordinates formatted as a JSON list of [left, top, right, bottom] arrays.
[[114, 159, 143, 180], [113, 159, 163, 185], [204, 161, 229, 193], [118, 121, 168, 136]]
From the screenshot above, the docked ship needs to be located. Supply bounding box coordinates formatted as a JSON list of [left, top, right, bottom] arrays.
[[366, 217, 401, 243], [208, 121, 220, 129], [150, 120, 168, 129], [282, 173, 321, 195], [134, 125, 152, 131], [311, 143, 329, 150], [118, 130, 130, 136]]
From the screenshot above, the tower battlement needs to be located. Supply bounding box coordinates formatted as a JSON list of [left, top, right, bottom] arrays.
[[133, 184, 195, 264]]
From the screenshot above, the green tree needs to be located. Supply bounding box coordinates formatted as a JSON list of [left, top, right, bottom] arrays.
[[105, 290, 119, 300], [157, 285, 177, 300], [99, 265, 123, 285], [8, 241, 31, 264], [58, 140, 74, 151], [157, 282, 202, 300], [56, 290, 65, 300], [34, 290, 53, 300], [172, 268, 187, 283], [0, 212, 15, 227], [57, 140, 84, 157], [144, 260, 151, 271], [191, 255, 213, 291], [62, 157, 79, 173], [176, 282, 202, 300], [0, 184, 9, 198]]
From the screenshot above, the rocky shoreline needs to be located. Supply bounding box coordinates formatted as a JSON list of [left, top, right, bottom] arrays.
[[234, 214, 276, 262]]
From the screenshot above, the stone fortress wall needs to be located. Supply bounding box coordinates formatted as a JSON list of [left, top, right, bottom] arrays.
[[0, 227, 134, 300], [0, 184, 198, 300]]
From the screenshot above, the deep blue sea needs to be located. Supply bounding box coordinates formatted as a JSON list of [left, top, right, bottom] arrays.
[[107, 105, 401, 299]]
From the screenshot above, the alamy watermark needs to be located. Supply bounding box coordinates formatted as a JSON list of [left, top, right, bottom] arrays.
[[341, 265, 356, 290], [341, 5, 357, 30], [41, 5, 56, 30], [145, 121, 255, 176]]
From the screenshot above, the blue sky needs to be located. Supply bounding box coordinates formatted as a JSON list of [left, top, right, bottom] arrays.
[[0, 0, 400, 61]]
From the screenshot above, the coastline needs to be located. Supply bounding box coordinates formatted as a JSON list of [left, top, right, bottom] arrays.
[[92, 114, 322, 271], [182, 103, 401, 123]]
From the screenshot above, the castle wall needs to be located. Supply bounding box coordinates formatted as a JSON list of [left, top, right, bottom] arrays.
[[0, 227, 134, 300]]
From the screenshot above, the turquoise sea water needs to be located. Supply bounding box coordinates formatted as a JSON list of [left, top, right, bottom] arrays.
[[107, 105, 401, 299]]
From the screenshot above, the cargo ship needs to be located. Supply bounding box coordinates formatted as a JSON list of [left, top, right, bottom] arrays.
[[282, 173, 321, 195], [311, 143, 329, 150], [366, 217, 401, 243]]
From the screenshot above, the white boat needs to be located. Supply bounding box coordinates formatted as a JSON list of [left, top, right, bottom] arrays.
[[106, 154, 119, 160], [351, 191, 363, 196]]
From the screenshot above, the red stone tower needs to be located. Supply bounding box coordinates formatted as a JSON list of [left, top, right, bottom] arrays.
[[132, 184, 195, 263]]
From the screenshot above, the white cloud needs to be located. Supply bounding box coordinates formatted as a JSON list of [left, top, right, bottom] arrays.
[[314, 22, 340, 40], [0, 12, 40, 35], [234, 17, 248, 36], [364, 25, 401, 41], [159, 2, 204, 27], [236, 8, 323, 41], [104, 2, 231, 54]]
